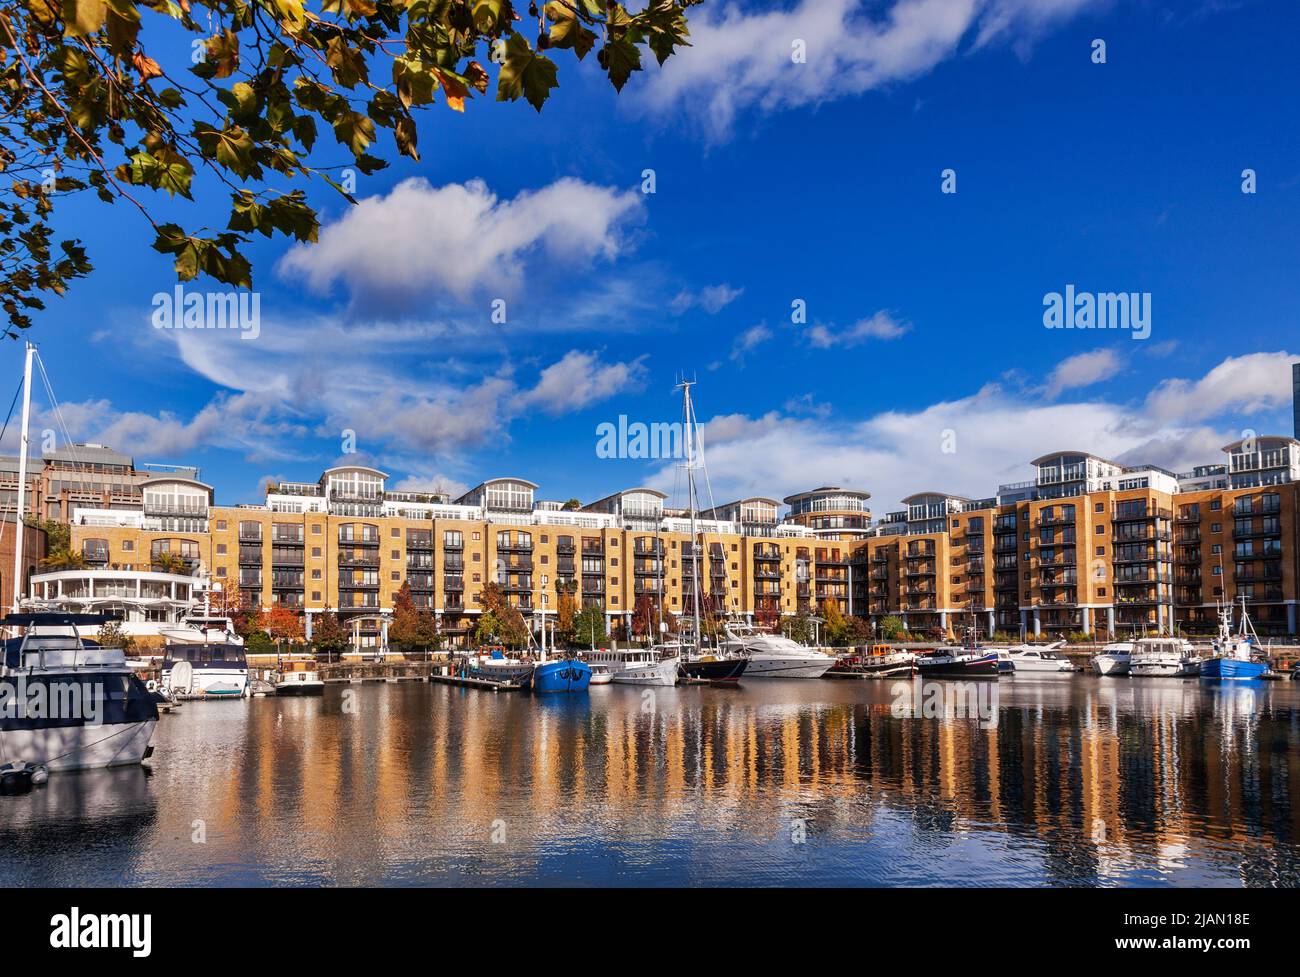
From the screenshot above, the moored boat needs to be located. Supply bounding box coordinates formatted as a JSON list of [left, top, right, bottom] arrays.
[[827, 644, 915, 677], [1, 612, 158, 772], [530, 657, 593, 693], [1001, 644, 1076, 673], [1130, 637, 1201, 677], [274, 657, 324, 695], [161, 640, 249, 697], [587, 663, 613, 686], [719, 626, 835, 678], [1092, 641, 1135, 676], [915, 648, 1000, 678], [1200, 599, 1270, 681], [468, 647, 535, 684], [587, 647, 679, 686]]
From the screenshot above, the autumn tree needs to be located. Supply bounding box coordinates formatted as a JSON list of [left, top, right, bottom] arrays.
[[630, 593, 658, 642], [555, 579, 576, 644], [259, 603, 304, 654], [820, 599, 848, 646], [0, 0, 696, 336], [478, 580, 528, 648], [387, 580, 438, 657], [311, 609, 349, 660], [571, 604, 604, 647]]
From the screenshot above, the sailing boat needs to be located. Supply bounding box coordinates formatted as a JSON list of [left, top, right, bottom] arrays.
[[1200, 597, 1270, 681], [1, 344, 159, 771], [668, 379, 746, 684]]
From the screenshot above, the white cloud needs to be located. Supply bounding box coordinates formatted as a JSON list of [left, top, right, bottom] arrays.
[[638, 0, 1101, 140], [670, 283, 744, 315], [1142, 351, 1298, 425], [647, 352, 1298, 511], [279, 177, 643, 307], [512, 350, 647, 416], [729, 323, 773, 362], [1043, 348, 1122, 398], [806, 310, 910, 348]]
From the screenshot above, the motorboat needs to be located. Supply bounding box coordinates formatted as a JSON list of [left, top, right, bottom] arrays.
[[0, 612, 158, 771], [719, 626, 835, 678], [586, 647, 679, 686], [587, 663, 613, 686], [665, 639, 748, 684], [1130, 637, 1202, 677], [161, 640, 249, 697], [827, 644, 915, 677], [159, 614, 245, 646], [1200, 599, 1270, 681], [1091, 641, 1135, 676], [274, 657, 324, 695], [999, 644, 1076, 673], [915, 629, 999, 678]]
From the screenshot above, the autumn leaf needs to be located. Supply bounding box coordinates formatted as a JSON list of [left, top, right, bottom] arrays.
[[496, 33, 559, 112]]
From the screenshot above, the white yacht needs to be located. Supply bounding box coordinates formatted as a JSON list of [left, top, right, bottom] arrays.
[[720, 626, 835, 679], [161, 641, 249, 697], [1092, 641, 1135, 676], [586, 647, 680, 686], [587, 663, 613, 686], [1130, 636, 1202, 677], [1, 613, 158, 771], [998, 644, 1076, 673]]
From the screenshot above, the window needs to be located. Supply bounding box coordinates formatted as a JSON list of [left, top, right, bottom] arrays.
[[216, 520, 227, 531], [217, 543, 227, 555], [1211, 523, 1221, 533], [122, 540, 134, 551], [391, 527, 399, 537], [312, 591, 321, 601], [1096, 525, 1104, 534], [1095, 546, 1104, 555], [391, 571, 400, 581], [1094, 502, 1103, 512], [216, 567, 227, 577], [312, 547, 321, 557], [312, 569, 321, 579], [391, 550, 399, 559], [1213, 566, 1222, 576], [312, 524, 322, 534]]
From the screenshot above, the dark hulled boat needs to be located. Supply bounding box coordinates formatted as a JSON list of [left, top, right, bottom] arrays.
[[680, 655, 748, 683], [915, 651, 1000, 678]]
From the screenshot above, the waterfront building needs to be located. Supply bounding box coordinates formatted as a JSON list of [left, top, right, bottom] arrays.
[[22, 567, 209, 646], [0, 442, 199, 522], [26, 431, 1298, 648]]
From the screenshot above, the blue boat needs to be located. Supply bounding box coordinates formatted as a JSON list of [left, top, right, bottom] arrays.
[[530, 657, 592, 693], [1201, 598, 1270, 682]]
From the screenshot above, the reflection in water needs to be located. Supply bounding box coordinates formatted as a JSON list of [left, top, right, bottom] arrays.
[[3, 678, 1297, 886]]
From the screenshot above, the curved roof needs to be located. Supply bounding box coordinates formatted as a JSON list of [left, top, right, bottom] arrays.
[[783, 486, 872, 504], [1029, 450, 1120, 468], [619, 486, 668, 500], [479, 476, 540, 489], [142, 475, 214, 493], [322, 465, 389, 479], [901, 491, 969, 505], [1221, 435, 1299, 452]]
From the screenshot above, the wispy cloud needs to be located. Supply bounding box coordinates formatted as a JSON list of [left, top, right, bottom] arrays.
[[1043, 348, 1122, 399], [806, 310, 910, 349], [729, 323, 773, 362], [638, 0, 1102, 140], [670, 283, 745, 315]]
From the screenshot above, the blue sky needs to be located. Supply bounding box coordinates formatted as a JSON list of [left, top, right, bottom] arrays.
[[10, 0, 1300, 515]]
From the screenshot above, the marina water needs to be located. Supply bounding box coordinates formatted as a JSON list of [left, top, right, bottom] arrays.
[[3, 677, 1298, 887]]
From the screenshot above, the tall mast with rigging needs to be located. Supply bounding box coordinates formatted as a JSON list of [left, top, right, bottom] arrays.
[[10, 342, 34, 613], [677, 377, 703, 656]]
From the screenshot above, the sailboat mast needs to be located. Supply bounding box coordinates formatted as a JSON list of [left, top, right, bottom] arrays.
[[683, 380, 702, 654], [11, 342, 34, 613]]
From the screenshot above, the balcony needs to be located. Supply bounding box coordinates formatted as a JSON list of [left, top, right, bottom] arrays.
[[1037, 513, 1075, 527], [1112, 507, 1173, 523], [497, 540, 534, 553], [1113, 529, 1172, 543], [338, 554, 380, 568], [338, 535, 379, 548]]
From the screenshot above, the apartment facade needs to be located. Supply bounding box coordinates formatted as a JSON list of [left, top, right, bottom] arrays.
[[46, 435, 1300, 644]]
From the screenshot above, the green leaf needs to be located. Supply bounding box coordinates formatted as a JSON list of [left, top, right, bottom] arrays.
[[603, 38, 641, 92], [332, 111, 376, 156], [62, 0, 107, 37], [496, 34, 559, 112]]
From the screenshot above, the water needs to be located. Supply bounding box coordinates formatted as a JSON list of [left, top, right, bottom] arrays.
[[3, 676, 1298, 887]]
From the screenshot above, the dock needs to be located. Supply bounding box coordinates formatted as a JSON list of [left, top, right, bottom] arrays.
[[428, 674, 522, 692]]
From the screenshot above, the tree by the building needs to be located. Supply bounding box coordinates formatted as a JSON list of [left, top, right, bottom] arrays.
[[572, 605, 606, 647]]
